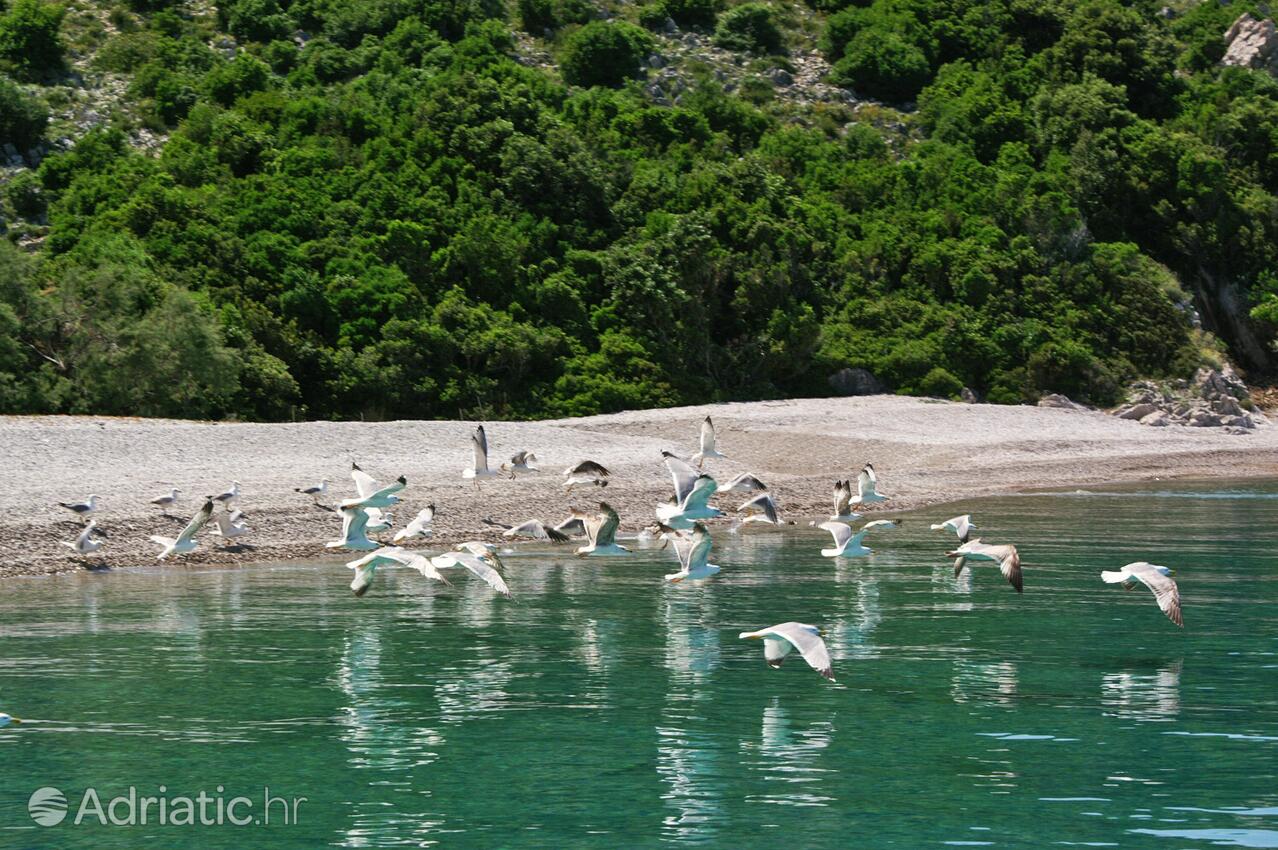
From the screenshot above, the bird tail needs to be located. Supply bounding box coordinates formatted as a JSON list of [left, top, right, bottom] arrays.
[[1100, 570, 1128, 584], [821, 547, 841, 558], [664, 572, 686, 583]]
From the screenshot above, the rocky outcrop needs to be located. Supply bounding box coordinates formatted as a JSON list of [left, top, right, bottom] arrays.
[[1037, 393, 1091, 411], [828, 368, 883, 396], [1112, 366, 1263, 432], [1222, 14, 1278, 71]]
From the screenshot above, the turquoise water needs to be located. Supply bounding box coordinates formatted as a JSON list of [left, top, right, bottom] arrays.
[[2, 481, 1277, 848]]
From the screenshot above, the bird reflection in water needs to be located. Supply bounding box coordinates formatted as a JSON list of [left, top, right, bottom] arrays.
[[1100, 663, 1181, 722], [740, 699, 836, 808], [951, 660, 1019, 707]]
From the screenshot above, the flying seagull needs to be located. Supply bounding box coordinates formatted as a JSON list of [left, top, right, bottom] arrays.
[[851, 463, 888, 506], [933, 514, 975, 574], [340, 476, 406, 510], [946, 539, 1023, 593], [150, 488, 181, 515], [462, 425, 503, 487], [346, 546, 451, 597], [564, 460, 610, 494], [210, 508, 250, 543], [553, 512, 588, 539], [575, 502, 630, 557], [482, 517, 570, 543], [212, 481, 241, 507], [62, 519, 105, 556], [721, 472, 768, 495], [1101, 562, 1182, 627], [503, 451, 540, 477], [656, 452, 721, 529], [364, 508, 393, 533], [693, 416, 726, 467], [430, 549, 511, 597], [664, 522, 719, 583], [392, 505, 436, 543], [59, 494, 99, 522], [818, 519, 899, 557], [830, 480, 862, 521], [150, 499, 214, 560], [737, 492, 783, 525], [739, 623, 834, 681], [295, 478, 331, 505], [326, 505, 379, 551]]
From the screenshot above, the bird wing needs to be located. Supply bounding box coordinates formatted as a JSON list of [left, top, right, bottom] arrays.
[[669, 531, 696, 570], [567, 460, 609, 478], [554, 515, 586, 537], [699, 416, 716, 455], [953, 515, 972, 541], [402, 554, 451, 585], [993, 545, 1023, 593], [724, 472, 767, 493], [769, 623, 834, 680], [737, 492, 778, 523], [857, 464, 878, 500], [1126, 562, 1182, 626], [818, 521, 852, 550], [351, 464, 378, 499], [472, 427, 489, 472], [176, 500, 214, 545], [686, 523, 713, 569], [860, 519, 897, 534], [342, 505, 372, 541], [833, 480, 852, 515], [662, 452, 699, 504], [681, 474, 718, 511], [447, 551, 511, 597], [762, 637, 793, 665]]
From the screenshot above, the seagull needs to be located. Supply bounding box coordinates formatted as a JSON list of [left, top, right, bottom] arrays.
[[462, 425, 503, 487], [721, 472, 768, 494], [62, 519, 105, 556], [564, 460, 610, 494], [149, 499, 214, 560], [430, 549, 511, 596], [737, 492, 783, 525], [575, 502, 630, 557], [656, 452, 721, 529], [212, 481, 241, 507], [295, 478, 331, 505], [482, 518, 570, 543], [364, 508, 393, 533], [664, 522, 719, 583], [346, 546, 451, 597], [851, 463, 888, 506], [59, 494, 99, 522], [739, 623, 834, 681], [326, 505, 379, 551], [339, 476, 406, 510], [1101, 562, 1182, 626], [830, 480, 862, 521], [392, 505, 436, 542], [150, 488, 181, 514], [210, 508, 250, 543], [946, 539, 1023, 593], [0, 713, 21, 726], [553, 512, 588, 539], [818, 519, 899, 557], [693, 415, 726, 467], [933, 514, 975, 574], [502, 451, 540, 477]]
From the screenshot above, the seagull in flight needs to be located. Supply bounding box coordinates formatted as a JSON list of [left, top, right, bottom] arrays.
[[150, 499, 214, 560], [326, 505, 380, 551], [295, 478, 331, 505], [739, 623, 834, 681], [829, 480, 862, 521], [851, 463, 888, 507], [212, 481, 241, 508], [210, 508, 250, 543], [664, 522, 719, 583], [692, 416, 726, 467], [462, 425, 505, 487], [933, 514, 975, 574], [1101, 562, 1182, 626], [392, 505, 436, 543], [553, 512, 588, 539], [340, 476, 406, 510], [59, 494, 99, 522], [62, 519, 106, 556], [737, 492, 783, 525], [721, 472, 768, 495], [430, 547, 511, 596], [564, 460, 610, 494], [502, 451, 540, 477], [346, 546, 451, 597], [946, 540, 1023, 593], [150, 488, 181, 515], [575, 502, 630, 557], [656, 452, 721, 529], [482, 517, 570, 543], [818, 519, 899, 557]]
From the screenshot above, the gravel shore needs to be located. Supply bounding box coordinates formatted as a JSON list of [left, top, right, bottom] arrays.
[[5, 396, 1278, 577]]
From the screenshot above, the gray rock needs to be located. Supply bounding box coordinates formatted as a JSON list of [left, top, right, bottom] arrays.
[[663, 16, 678, 33], [1037, 393, 1088, 411], [960, 387, 978, 404], [1214, 395, 1244, 417], [1188, 411, 1222, 427], [828, 368, 883, 396], [2, 143, 16, 158], [1222, 414, 1255, 429], [1116, 403, 1158, 420], [1222, 13, 1278, 70], [1140, 411, 1171, 427], [647, 53, 665, 69], [768, 68, 793, 86]]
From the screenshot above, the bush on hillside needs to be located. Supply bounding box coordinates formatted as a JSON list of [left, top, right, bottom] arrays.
[[560, 21, 652, 88], [713, 3, 782, 54]]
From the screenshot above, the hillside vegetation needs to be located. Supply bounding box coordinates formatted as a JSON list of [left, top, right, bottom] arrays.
[[1, 0, 1276, 420]]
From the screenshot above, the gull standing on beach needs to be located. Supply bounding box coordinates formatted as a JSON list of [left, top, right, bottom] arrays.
[[656, 452, 721, 529], [575, 503, 631, 557], [946, 540, 1023, 593], [482, 518, 570, 543], [739, 623, 835, 681], [295, 478, 331, 505], [346, 546, 451, 597], [818, 519, 899, 557], [150, 488, 181, 515], [564, 460, 610, 494], [693, 416, 726, 467], [503, 451, 540, 477], [392, 505, 436, 543], [59, 495, 98, 522], [664, 523, 719, 583], [150, 499, 214, 560], [62, 519, 105, 556], [462, 425, 503, 487], [1101, 562, 1182, 626], [851, 464, 888, 507], [212, 481, 240, 508]]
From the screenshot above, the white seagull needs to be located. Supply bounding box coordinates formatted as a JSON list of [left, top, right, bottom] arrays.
[[933, 514, 975, 574], [1101, 562, 1182, 626], [364, 508, 393, 533], [340, 476, 406, 510], [482, 517, 571, 543], [946, 540, 1023, 593], [575, 502, 630, 557], [430, 549, 511, 596], [693, 415, 726, 467], [664, 522, 719, 583], [462, 425, 504, 487], [656, 452, 721, 529], [59, 494, 99, 522], [739, 623, 834, 681], [392, 505, 436, 543], [564, 460, 610, 494], [62, 519, 105, 556], [737, 492, 782, 525], [212, 481, 241, 507], [149, 488, 181, 514], [721, 472, 768, 495], [830, 480, 862, 521], [346, 546, 451, 597], [818, 519, 899, 557], [210, 508, 250, 543], [295, 478, 331, 505], [326, 505, 379, 551], [851, 463, 888, 506], [150, 499, 214, 560], [503, 451, 540, 476]]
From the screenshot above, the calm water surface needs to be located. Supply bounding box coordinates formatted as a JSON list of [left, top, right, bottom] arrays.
[[1, 481, 1277, 848]]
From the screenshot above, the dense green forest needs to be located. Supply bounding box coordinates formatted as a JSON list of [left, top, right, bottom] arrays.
[[1, 0, 1276, 420]]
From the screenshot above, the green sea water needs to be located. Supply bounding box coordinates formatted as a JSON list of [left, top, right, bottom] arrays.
[[1, 480, 1276, 849]]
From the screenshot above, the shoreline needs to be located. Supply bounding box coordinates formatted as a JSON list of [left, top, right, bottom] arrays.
[[5, 396, 1278, 578]]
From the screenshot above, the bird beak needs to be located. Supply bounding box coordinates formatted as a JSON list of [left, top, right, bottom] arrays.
[[10, 717, 21, 724]]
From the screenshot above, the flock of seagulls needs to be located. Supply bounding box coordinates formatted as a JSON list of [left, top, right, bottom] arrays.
[[52, 414, 1186, 686]]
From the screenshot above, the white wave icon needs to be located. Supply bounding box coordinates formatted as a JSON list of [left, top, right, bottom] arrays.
[[28, 787, 68, 826]]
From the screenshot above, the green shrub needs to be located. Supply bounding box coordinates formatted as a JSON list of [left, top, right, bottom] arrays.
[[0, 0, 65, 79], [917, 366, 962, 399], [206, 54, 271, 105], [712, 3, 781, 55], [830, 29, 930, 102], [637, 3, 667, 30], [519, 0, 593, 33], [663, 0, 719, 30], [0, 74, 47, 148], [6, 169, 44, 217], [560, 21, 652, 88]]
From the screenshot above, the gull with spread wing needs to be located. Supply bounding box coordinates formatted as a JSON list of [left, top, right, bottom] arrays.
[[818, 519, 899, 557], [739, 623, 835, 681], [1101, 562, 1182, 626]]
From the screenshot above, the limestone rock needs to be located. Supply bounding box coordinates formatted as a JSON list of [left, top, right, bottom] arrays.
[[1117, 403, 1158, 420], [1140, 411, 1171, 427], [1037, 393, 1089, 411], [828, 368, 883, 396], [1222, 14, 1278, 71], [960, 387, 978, 404]]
